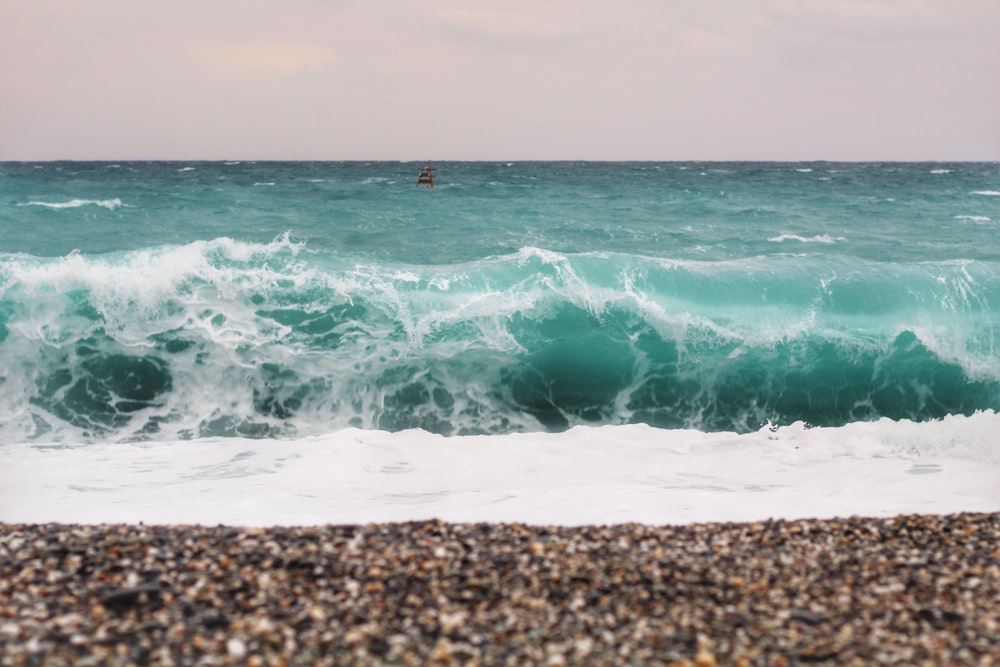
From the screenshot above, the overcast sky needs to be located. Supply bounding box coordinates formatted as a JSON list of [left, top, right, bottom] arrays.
[[1, 0, 997, 161]]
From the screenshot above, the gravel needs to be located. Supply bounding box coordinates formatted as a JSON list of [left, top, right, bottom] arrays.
[[2, 513, 998, 665]]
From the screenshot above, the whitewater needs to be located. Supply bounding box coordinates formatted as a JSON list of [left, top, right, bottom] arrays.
[[1, 161, 998, 526]]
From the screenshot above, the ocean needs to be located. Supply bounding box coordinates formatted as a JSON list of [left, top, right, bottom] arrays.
[[1, 161, 998, 526]]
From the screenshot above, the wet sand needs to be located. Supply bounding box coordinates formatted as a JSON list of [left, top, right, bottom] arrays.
[[2, 513, 997, 665]]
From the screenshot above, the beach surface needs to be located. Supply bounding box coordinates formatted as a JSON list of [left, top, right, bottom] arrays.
[[2, 513, 997, 666]]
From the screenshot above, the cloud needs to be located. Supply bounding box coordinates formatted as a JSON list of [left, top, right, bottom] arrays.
[[757, 0, 984, 49], [189, 41, 336, 77], [438, 7, 575, 43]]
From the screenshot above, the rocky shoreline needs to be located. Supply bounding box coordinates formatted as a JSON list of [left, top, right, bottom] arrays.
[[2, 513, 998, 665]]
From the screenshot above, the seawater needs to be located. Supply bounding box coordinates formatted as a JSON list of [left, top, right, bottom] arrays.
[[1, 161, 999, 525]]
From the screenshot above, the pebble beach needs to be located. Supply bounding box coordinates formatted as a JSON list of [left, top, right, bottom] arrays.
[[2, 513, 998, 666]]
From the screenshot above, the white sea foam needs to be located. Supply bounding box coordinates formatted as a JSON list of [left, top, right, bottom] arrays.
[[768, 234, 845, 244], [18, 198, 124, 210], [954, 215, 992, 223], [2, 414, 997, 526], [178, 167, 195, 172], [253, 182, 276, 187], [930, 169, 952, 174], [972, 191, 1000, 196]]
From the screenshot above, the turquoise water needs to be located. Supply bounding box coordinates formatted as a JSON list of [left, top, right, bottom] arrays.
[[1, 161, 999, 443]]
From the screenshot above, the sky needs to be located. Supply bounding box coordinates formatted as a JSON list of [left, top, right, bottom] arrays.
[[1, 0, 998, 161]]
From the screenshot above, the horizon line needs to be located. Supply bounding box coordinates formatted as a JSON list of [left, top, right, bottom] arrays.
[[2, 158, 998, 164]]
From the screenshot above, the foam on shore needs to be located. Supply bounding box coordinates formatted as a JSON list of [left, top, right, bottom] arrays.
[[2, 416, 998, 527]]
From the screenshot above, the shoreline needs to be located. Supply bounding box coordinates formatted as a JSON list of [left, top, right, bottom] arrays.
[[2, 513, 997, 665]]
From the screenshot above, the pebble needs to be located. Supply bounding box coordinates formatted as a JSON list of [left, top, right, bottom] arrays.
[[1, 513, 997, 665]]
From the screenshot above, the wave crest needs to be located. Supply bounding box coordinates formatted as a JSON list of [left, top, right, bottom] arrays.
[[18, 198, 124, 210], [2, 240, 999, 443]]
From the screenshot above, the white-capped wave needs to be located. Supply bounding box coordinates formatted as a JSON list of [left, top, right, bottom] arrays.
[[930, 169, 952, 174], [253, 182, 276, 187], [18, 198, 124, 210], [971, 191, 1000, 196], [768, 234, 845, 244], [954, 215, 992, 223], [0, 233, 308, 359], [177, 167, 195, 172]]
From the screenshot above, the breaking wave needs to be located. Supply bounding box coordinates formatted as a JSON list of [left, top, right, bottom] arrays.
[[2, 237, 999, 443]]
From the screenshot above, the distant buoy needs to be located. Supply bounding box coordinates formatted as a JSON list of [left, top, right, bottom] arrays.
[[417, 165, 435, 188]]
